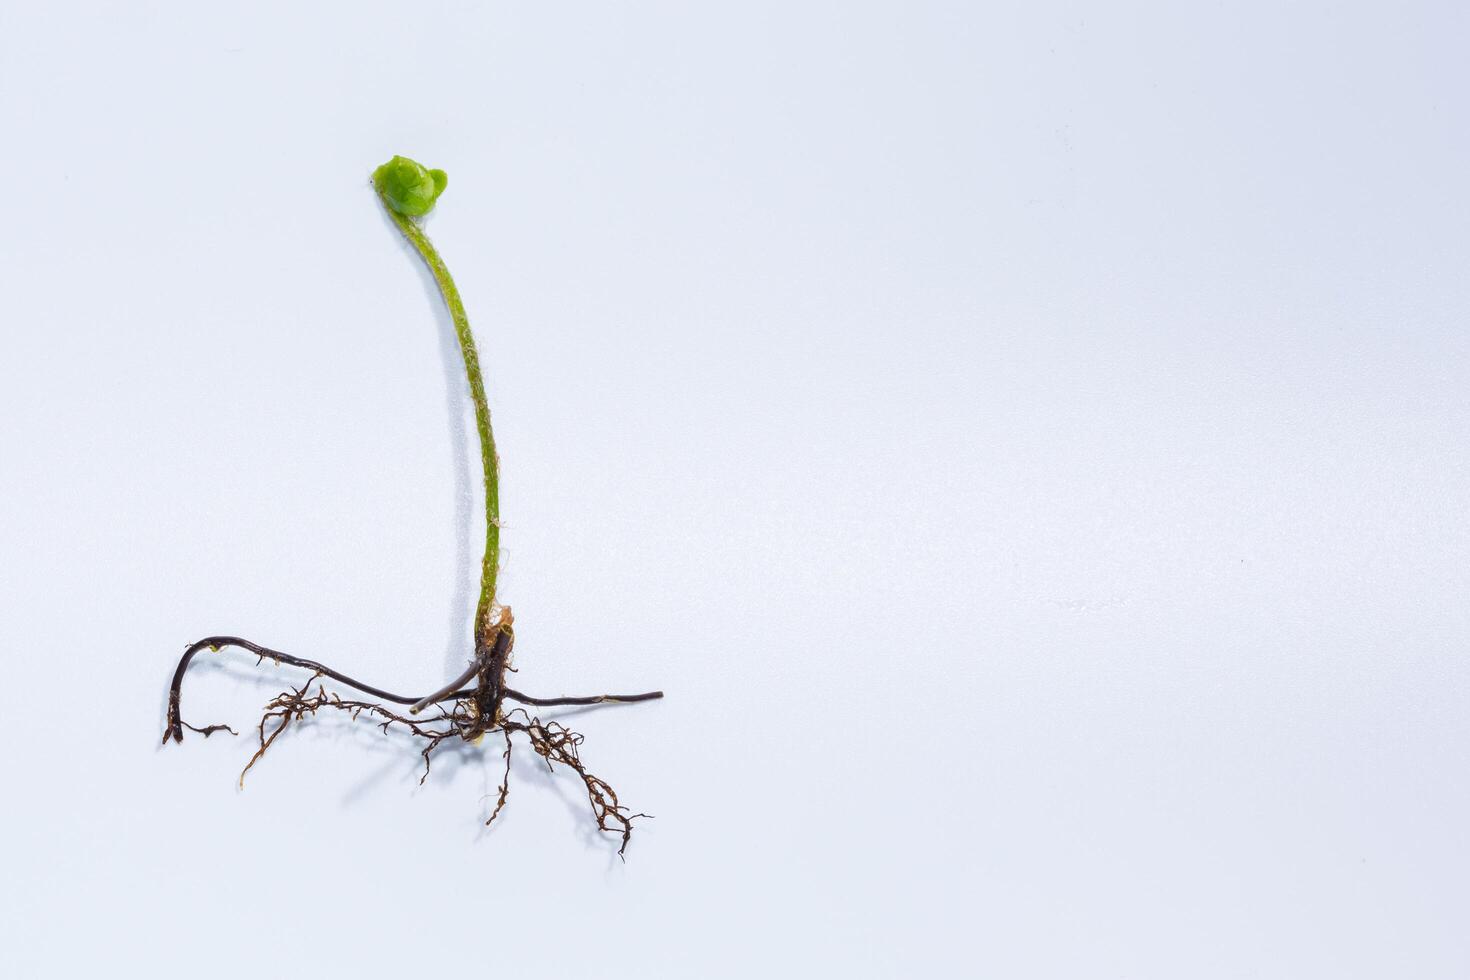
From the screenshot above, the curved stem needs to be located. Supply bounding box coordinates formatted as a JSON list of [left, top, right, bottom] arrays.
[[379, 196, 500, 637]]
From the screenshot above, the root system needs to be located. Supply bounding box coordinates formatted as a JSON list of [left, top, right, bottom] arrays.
[[163, 623, 661, 857]]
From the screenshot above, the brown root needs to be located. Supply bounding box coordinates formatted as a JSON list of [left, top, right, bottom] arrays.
[[180, 721, 238, 738], [223, 673, 649, 856], [238, 672, 468, 789], [502, 708, 651, 858], [485, 727, 513, 828], [164, 634, 661, 856]]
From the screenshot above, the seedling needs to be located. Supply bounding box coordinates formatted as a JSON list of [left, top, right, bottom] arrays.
[[163, 156, 663, 855]]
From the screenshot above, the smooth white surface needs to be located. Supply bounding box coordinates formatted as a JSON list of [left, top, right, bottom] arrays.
[[2, 2, 1467, 976]]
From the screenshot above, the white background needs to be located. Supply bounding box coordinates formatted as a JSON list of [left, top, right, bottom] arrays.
[[1, 2, 1467, 976]]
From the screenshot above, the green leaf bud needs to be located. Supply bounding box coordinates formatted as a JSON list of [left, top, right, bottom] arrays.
[[373, 155, 448, 216]]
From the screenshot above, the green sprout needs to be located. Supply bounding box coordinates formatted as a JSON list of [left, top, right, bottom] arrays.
[[372, 155, 501, 646], [161, 155, 664, 857]]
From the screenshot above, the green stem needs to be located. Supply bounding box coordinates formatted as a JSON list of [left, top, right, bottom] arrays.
[[378, 194, 500, 639]]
